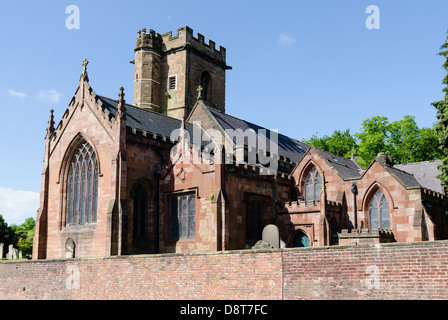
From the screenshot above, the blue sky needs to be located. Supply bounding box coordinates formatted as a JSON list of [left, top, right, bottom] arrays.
[[1, 0, 447, 225]]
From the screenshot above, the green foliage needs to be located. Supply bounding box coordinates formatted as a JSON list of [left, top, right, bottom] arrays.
[[305, 115, 442, 168], [0, 215, 15, 256], [355, 116, 389, 167], [0, 216, 35, 258], [432, 30, 448, 189], [10, 218, 35, 257], [304, 129, 357, 159]]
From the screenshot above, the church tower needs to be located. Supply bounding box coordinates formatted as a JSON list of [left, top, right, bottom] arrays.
[[133, 26, 231, 120]]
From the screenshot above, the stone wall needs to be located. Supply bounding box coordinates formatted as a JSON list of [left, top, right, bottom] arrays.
[[2, 241, 448, 300]]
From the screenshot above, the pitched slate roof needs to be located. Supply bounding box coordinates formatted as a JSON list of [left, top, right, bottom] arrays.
[[98, 95, 197, 140], [394, 160, 443, 193], [207, 108, 310, 164], [315, 149, 363, 180], [384, 165, 423, 190]]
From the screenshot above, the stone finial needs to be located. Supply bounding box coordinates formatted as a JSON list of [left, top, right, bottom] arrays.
[[47, 109, 55, 135], [119, 86, 125, 101], [117, 87, 126, 119]]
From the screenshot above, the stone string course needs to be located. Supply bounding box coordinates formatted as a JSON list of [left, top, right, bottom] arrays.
[[1, 240, 448, 300]]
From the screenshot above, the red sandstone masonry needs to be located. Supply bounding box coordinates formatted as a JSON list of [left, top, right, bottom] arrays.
[[1, 241, 448, 300]]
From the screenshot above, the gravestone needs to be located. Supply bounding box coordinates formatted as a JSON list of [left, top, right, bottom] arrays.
[[0, 243, 3, 259], [7, 245, 17, 260], [262, 224, 280, 249]]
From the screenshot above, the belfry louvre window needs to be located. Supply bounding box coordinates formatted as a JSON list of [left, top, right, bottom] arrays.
[[169, 193, 196, 240], [168, 76, 177, 90], [66, 142, 98, 225]]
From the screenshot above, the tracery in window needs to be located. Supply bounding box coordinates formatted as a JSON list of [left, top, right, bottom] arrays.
[[66, 141, 98, 226], [169, 193, 196, 240], [304, 167, 321, 203], [368, 188, 390, 230]]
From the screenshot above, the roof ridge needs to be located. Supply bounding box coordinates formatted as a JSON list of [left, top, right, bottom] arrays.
[[209, 108, 310, 146], [395, 159, 442, 166]]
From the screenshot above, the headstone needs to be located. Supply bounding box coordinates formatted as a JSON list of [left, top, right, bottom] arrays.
[[65, 238, 76, 259], [6, 245, 14, 260], [262, 224, 280, 249], [0, 243, 3, 259]]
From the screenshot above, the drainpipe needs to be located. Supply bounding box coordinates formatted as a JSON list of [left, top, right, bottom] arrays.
[[351, 183, 358, 230]]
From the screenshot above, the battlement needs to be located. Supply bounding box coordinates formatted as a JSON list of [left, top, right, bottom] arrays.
[[135, 28, 163, 52], [136, 26, 226, 61]]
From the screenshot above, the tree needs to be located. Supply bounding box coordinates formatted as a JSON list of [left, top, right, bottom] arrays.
[[304, 129, 357, 159], [355, 116, 389, 167], [432, 30, 448, 189], [414, 127, 443, 162], [387, 115, 420, 163], [305, 116, 442, 168], [10, 217, 35, 257], [0, 215, 15, 258]]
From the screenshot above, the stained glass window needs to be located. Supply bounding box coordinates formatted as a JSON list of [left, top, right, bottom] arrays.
[[369, 189, 390, 230], [66, 142, 99, 226], [169, 193, 196, 240], [305, 167, 321, 203]]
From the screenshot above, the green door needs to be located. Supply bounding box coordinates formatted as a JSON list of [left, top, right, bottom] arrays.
[[293, 231, 310, 248]]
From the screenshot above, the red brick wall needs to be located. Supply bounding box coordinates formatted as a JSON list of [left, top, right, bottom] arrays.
[[2, 241, 448, 300]]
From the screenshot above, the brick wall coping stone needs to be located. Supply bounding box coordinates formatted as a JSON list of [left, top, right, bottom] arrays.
[[2, 239, 447, 264]]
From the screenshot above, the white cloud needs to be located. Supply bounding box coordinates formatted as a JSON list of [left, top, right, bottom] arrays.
[[8, 89, 27, 99], [38, 89, 63, 104], [0, 187, 39, 225], [167, 16, 172, 20], [278, 33, 296, 46]]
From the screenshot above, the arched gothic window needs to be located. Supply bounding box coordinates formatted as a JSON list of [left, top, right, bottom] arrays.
[[305, 167, 321, 203], [66, 141, 98, 226], [200, 71, 211, 101], [368, 188, 390, 230]]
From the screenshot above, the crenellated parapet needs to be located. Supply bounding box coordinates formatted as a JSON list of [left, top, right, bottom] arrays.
[[135, 28, 163, 53], [277, 199, 342, 214], [135, 26, 227, 62], [160, 26, 226, 62]]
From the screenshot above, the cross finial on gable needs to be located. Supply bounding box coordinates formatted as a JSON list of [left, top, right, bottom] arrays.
[[81, 58, 89, 76], [197, 85, 203, 100]]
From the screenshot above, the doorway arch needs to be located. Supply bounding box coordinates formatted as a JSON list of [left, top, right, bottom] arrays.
[[293, 230, 310, 248]]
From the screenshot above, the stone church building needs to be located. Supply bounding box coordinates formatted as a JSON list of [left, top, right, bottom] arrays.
[[33, 26, 448, 259]]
